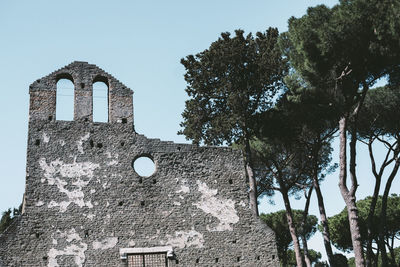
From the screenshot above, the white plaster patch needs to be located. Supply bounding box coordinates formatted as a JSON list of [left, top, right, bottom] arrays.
[[48, 229, 87, 267], [163, 229, 204, 249], [92, 237, 118, 250], [66, 229, 81, 242], [86, 201, 93, 209], [90, 189, 96, 194], [177, 185, 190, 194], [39, 158, 99, 212], [76, 133, 90, 154], [43, 133, 50, 143], [105, 151, 119, 166], [52, 228, 82, 242], [173, 201, 181, 206], [59, 140, 65, 146], [48, 200, 70, 212], [35, 200, 44, 207], [193, 180, 239, 231], [48, 244, 87, 267], [176, 179, 190, 194], [128, 240, 136, 247]]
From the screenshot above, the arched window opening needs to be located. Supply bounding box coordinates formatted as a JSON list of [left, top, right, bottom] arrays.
[[93, 81, 108, 122], [56, 78, 74, 121]]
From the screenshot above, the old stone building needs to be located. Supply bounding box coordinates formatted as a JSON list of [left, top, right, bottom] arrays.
[[0, 61, 279, 267]]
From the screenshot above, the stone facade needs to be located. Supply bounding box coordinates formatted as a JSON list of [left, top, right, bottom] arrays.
[[0, 62, 279, 267]]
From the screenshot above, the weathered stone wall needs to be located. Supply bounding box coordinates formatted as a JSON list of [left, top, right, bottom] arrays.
[[0, 62, 279, 267]]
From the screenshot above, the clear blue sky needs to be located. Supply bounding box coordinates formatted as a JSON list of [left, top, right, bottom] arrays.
[[1, 0, 398, 261]]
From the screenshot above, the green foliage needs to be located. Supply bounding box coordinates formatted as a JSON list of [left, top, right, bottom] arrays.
[[348, 257, 355, 267], [287, 249, 323, 266], [326, 194, 400, 252], [251, 136, 312, 198], [331, 253, 349, 267], [348, 247, 400, 267], [0, 206, 21, 234], [0, 209, 13, 234], [271, 80, 340, 138], [253, 120, 336, 200], [179, 28, 287, 145], [358, 85, 400, 138], [284, 0, 400, 110], [314, 262, 330, 267], [326, 206, 352, 252], [261, 210, 292, 263], [254, 73, 338, 198], [260, 210, 318, 265]]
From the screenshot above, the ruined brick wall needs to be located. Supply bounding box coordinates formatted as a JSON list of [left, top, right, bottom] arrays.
[[0, 62, 279, 267]]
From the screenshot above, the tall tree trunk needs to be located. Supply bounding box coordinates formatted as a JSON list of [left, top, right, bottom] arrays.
[[388, 240, 396, 267], [244, 138, 259, 216], [365, 142, 381, 267], [281, 191, 304, 267], [365, 182, 379, 267], [311, 140, 335, 266], [365, 138, 395, 267], [338, 116, 366, 267], [313, 175, 335, 266], [344, 196, 365, 267], [301, 186, 313, 267], [388, 236, 397, 266], [377, 237, 387, 267], [378, 154, 400, 266], [301, 235, 311, 267]]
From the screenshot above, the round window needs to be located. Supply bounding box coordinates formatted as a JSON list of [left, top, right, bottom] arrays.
[[133, 156, 156, 177]]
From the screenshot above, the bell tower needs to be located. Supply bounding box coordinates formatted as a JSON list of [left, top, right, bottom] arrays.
[[29, 61, 133, 124]]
